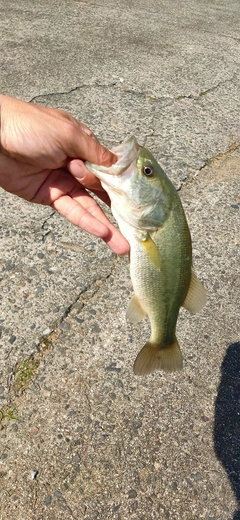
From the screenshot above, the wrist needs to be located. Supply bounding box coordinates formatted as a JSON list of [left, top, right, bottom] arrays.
[[0, 95, 7, 180], [0, 94, 13, 157], [0, 95, 2, 150], [0, 94, 7, 152]]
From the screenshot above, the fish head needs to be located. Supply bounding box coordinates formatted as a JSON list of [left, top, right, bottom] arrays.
[[86, 136, 174, 231]]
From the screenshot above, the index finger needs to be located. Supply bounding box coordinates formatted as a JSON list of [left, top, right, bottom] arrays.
[[52, 190, 130, 255]]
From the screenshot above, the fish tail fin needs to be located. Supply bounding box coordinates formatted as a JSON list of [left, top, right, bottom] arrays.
[[133, 337, 183, 376]]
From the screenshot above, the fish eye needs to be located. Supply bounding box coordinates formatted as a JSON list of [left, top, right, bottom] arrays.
[[143, 165, 154, 177]]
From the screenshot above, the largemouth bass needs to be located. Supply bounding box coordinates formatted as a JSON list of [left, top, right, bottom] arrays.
[[86, 137, 206, 376]]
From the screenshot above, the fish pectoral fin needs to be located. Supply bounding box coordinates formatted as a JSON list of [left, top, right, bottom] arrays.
[[139, 235, 161, 271], [126, 295, 146, 324], [133, 338, 183, 376], [183, 271, 207, 313]]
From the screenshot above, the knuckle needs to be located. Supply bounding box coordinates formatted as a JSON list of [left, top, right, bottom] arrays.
[[98, 145, 112, 166]]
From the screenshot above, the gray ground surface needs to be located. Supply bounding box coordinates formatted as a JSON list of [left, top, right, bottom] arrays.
[[0, 1, 239, 518]]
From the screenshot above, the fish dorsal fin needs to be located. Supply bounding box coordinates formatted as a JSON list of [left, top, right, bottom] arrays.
[[140, 235, 161, 271], [183, 271, 207, 313], [126, 295, 146, 324]]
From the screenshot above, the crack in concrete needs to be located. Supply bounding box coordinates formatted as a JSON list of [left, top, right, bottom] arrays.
[[197, 140, 240, 171], [28, 80, 174, 108], [119, 86, 174, 107], [41, 211, 56, 243], [178, 140, 240, 189], [57, 261, 116, 326], [29, 81, 118, 104], [41, 211, 56, 229], [29, 73, 237, 110], [175, 75, 236, 101], [0, 261, 117, 429], [221, 34, 240, 43], [203, 29, 240, 43], [142, 103, 158, 147]]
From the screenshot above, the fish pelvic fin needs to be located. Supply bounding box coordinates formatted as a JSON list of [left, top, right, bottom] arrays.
[[133, 338, 183, 376], [183, 271, 207, 314], [126, 295, 146, 324]]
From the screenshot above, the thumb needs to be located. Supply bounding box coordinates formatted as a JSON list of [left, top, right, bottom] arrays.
[[67, 120, 117, 167]]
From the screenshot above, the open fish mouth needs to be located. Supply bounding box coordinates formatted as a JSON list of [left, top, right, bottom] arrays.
[[86, 136, 140, 177], [111, 135, 139, 171]]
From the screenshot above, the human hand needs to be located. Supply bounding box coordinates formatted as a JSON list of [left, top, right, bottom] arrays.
[[0, 95, 129, 255]]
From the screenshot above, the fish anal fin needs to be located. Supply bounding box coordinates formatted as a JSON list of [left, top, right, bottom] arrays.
[[183, 271, 207, 314], [126, 295, 146, 324], [133, 338, 183, 376], [140, 235, 161, 270]]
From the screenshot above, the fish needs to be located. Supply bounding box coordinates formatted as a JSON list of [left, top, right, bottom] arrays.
[[86, 136, 206, 376]]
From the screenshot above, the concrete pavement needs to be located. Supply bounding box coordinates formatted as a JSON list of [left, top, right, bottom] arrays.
[[0, 1, 240, 518]]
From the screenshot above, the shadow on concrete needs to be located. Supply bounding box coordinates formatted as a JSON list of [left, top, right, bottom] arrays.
[[214, 342, 240, 520]]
